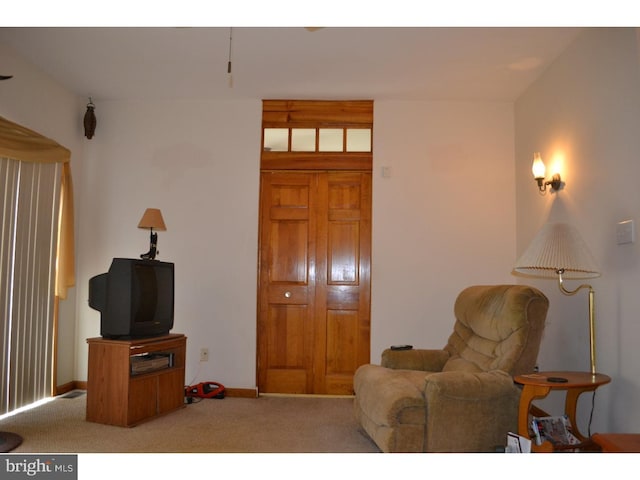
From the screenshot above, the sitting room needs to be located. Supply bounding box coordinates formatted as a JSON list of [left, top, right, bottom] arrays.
[[0, 4, 639, 476]]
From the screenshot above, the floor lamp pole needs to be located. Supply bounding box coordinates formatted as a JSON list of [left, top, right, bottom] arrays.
[[557, 270, 597, 378], [588, 287, 596, 377]]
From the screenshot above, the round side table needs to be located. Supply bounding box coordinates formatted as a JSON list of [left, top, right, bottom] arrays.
[[514, 371, 611, 452]]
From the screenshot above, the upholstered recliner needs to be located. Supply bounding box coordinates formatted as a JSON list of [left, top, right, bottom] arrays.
[[354, 284, 549, 452]]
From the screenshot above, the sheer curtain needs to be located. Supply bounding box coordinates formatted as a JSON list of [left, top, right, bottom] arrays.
[[0, 116, 74, 413]]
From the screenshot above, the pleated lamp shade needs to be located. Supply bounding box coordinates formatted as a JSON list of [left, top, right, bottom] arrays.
[[137, 208, 167, 231], [514, 222, 600, 280]]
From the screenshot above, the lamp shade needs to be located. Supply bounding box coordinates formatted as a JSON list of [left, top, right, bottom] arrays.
[[137, 208, 166, 231], [532, 152, 545, 179], [514, 222, 600, 280]]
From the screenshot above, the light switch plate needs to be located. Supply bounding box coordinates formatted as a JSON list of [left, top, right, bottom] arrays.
[[616, 219, 635, 245]]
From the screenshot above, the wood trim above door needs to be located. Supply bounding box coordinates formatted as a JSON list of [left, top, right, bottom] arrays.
[[262, 100, 373, 126]]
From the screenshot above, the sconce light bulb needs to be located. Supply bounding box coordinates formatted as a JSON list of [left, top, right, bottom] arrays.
[[532, 152, 546, 179]]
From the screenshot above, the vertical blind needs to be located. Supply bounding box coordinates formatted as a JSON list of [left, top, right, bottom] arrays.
[[0, 158, 61, 412], [0, 116, 74, 415]]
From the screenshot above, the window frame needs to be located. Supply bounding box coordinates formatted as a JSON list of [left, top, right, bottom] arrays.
[[261, 100, 373, 172]]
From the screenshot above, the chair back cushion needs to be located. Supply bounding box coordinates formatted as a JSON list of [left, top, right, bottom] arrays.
[[442, 285, 548, 376]]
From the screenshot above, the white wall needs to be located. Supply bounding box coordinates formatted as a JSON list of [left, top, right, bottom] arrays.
[[371, 100, 516, 358], [515, 28, 640, 433], [72, 98, 517, 389], [75, 99, 262, 387]]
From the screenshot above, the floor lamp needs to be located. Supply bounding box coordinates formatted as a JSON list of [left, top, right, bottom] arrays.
[[513, 222, 601, 378]]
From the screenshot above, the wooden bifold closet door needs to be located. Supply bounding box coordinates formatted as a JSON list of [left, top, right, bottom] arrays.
[[257, 171, 371, 395]]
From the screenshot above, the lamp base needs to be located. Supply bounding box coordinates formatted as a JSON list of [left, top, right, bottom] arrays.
[[140, 247, 157, 261], [140, 231, 158, 260]]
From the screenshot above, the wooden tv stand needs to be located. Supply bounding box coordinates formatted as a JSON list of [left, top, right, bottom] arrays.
[[86, 333, 186, 427]]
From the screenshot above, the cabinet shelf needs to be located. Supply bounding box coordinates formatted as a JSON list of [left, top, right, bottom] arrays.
[[130, 352, 175, 375]]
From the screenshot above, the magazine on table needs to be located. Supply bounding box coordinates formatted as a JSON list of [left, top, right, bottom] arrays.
[[531, 414, 580, 446]]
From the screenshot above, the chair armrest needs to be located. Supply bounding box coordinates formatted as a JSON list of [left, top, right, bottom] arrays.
[[381, 348, 450, 371], [423, 370, 518, 400], [421, 370, 521, 452]]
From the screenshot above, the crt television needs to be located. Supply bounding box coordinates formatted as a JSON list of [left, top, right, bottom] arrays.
[[88, 258, 175, 339]]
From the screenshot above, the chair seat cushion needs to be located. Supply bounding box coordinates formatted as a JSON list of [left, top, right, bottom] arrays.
[[354, 364, 430, 426]]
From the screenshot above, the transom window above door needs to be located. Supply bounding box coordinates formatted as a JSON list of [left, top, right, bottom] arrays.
[[261, 100, 373, 172], [264, 127, 372, 153]]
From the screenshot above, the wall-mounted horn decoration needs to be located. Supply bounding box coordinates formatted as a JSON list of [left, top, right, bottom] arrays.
[[227, 27, 233, 88], [84, 97, 96, 139]]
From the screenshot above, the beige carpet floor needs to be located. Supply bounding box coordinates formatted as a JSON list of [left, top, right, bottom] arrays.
[[0, 392, 380, 453]]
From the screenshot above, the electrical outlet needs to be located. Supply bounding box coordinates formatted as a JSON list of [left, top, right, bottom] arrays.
[[200, 348, 209, 362]]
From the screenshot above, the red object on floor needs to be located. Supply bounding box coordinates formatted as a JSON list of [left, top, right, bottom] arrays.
[[185, 382, 225, 399], [592, 433, 640, 452]]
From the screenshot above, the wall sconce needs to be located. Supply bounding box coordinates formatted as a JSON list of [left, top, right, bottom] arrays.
[[138, 208, 166, 260], [532, 152, 562, 193]]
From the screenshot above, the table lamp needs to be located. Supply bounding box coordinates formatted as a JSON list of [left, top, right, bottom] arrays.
[[138, 208, 166, 260], [513, 222, 600, 377]]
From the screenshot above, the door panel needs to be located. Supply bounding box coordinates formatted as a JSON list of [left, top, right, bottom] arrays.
[[258, 173, 316, 393], [264, 304, 311, 393], [269, 221, 309, 283], [314, 172, 371, 394], [258, 171, 370, 394]]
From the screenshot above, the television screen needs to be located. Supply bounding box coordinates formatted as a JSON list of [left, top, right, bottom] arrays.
[[89, 258, 174, 339]]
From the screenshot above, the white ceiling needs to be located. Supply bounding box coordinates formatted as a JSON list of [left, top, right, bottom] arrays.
[[0, 27, 583, 103]]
